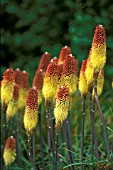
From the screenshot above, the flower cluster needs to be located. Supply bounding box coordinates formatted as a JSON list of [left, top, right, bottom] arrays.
[[3, 136, 16, 166]]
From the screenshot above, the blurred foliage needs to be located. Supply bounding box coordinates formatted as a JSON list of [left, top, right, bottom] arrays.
[[1, 0, 113, 90]]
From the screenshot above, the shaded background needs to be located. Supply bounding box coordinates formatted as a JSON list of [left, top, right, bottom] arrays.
[[1, 0, 113, 91]]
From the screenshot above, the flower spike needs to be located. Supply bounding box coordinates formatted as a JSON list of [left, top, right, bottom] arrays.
[[54, 85, 70, 131], [90, 24, 106, 71], [24, 87, 38, 133], [3, 136, 16, 166]]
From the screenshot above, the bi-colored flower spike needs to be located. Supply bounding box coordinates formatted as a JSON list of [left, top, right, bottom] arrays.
[[90, 25, 106, 71], [1, 68, 15, 107], [18, 70, 29, 110], [79, 60, 88, 96], [58, 46, 71, 64], [3, 136, 16, 166], [85, 50, 94, 87], [54, 85, 70, 131], [92, 69, 104, 99], [59, 54, 78, 95], [42, 61, 58, 102], [14, 68, 22, 86], [38, 52, 50, 73], [24, 87, 38, 133], [33, 69, 43, 105], [6, 84, 19, 120]]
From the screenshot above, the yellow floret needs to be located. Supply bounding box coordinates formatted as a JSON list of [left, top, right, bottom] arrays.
[[43, 76, 58, 102], [92, 73, 104, 99], [18, 88, 28, 110], [38, 90, 43, 106], [6, 101, 18, 120], [78, 73, 88, 96], [59, 74, 78, 95], [85, 62, 94, 86], [24, 107, 38, 133], [3, 149, 16, 166], [54, 99, 69, 130], [1, 81, 14, 105], [90, 45, 106, 71]]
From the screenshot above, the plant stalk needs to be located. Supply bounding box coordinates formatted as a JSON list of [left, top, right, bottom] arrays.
[[94, 71, 110, 157], [88, 87, 99, 161], [53, 130, 58, 170], [27, 132, 39, 170], [64, 115, 75, 170], [80, 95, 86, 170], [38, 106, 45, 170]]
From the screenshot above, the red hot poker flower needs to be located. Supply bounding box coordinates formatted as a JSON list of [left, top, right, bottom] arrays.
[[38, 52, 50, 72], [58, 46, 71, 64]]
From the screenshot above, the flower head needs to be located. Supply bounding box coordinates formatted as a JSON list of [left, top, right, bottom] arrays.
[[42, 61, 58, 102], [33, 69, 43, 105], [54, 85, 70, 131], [6, 84, 19, 120], [1, 68, 15, 107], [38, 52, 50, 73], [79, 60, 88, 96], [90, 25, 106, 71], [17, 70, 29, 110], [58, 46, 71, 64], [24, 87, 38, 133], [59, 54, 78, 95], [85, 50, 94, 87], [92, 69, 104, 99], [3, 136, 16, 166]]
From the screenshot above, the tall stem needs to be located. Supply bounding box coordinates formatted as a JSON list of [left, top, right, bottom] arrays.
[[53, 131, 58, 170], [94, 71, 110, 157], [27, 133, 39, 170], [88, 87, 99, 161], [80, 95, 86, 170], [64, 115, 75, 170], [46, 105, 55, 152], [38, 106, 45, 170], [32, 129, 36, 161]]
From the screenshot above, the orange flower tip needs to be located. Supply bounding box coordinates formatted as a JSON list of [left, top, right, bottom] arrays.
[[10, 136, 13, 139], [81, 60, 87, 74]]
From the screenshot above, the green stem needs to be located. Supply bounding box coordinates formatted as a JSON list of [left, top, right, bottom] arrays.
[[32, 129, 36, 162], [53, 131, 58, 170], [94, 71, 110, 157], [38, 106, 46, 170], [88, 87, 99, 161], [27, 133, 39, 170], [64, 115, 75, 170], [80, 95, 86, 170]]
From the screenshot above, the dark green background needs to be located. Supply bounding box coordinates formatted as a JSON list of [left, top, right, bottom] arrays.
[[1, 0, 113, 90]]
